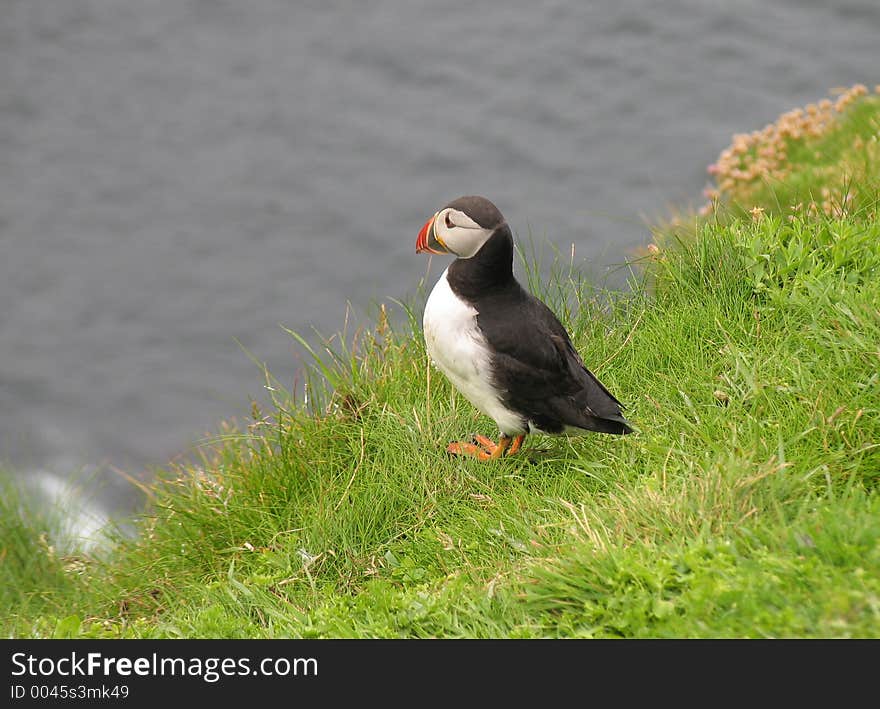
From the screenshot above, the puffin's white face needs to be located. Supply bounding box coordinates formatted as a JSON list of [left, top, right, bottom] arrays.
[[416, 207, 495, 259]]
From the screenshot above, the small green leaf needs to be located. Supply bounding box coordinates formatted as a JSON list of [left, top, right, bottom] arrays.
[[652, 599, 676, 620]]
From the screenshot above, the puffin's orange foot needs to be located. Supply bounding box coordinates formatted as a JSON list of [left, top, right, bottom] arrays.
[[507, 434, 525, 456], [446, 441, 494, 460], [446, 434, 526, 461]]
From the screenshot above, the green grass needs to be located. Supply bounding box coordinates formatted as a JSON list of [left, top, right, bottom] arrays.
[[2, 92, 879, 638], [0, 478, 92, 634]]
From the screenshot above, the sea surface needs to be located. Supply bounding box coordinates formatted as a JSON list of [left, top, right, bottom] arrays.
[[2, 0, 878, 537]]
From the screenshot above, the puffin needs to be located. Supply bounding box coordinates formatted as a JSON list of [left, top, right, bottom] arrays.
[[416, 195, 633, 460]]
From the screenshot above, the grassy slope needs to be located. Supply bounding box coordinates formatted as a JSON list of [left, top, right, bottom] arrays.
[[3, 89, 879, 638]]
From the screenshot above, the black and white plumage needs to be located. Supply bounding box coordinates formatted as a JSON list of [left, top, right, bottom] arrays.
[[416, 195, 633, 460]]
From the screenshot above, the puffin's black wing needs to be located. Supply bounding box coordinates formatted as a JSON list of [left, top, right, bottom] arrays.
[[477, 286, 633, 435]]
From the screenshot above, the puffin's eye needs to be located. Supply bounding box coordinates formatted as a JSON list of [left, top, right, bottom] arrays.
[[444, 212, 455, 229]]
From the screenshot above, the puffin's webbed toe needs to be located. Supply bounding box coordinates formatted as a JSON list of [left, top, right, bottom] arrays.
[[447, 434, 523, 461]]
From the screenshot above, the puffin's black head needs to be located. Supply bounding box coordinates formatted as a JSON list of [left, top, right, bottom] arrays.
[[416, 195, 507, 259]]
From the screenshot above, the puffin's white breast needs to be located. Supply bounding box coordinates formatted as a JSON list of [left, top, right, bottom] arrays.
[[423, 268, 526, 435]]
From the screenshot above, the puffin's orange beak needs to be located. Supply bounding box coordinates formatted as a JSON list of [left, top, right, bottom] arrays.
[[416, 213, 447, 254]]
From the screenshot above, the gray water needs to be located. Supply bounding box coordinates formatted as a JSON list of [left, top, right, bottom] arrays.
[[2, 0, 878, 535]]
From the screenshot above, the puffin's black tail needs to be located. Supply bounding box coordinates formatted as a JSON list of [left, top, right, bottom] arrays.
[[581, 413, 635, 435], [572, 366, 634, 435]]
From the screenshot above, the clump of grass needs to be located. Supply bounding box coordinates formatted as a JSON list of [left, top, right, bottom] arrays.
[[524, 490, 880, 638], [0, 477, 91, 634]]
